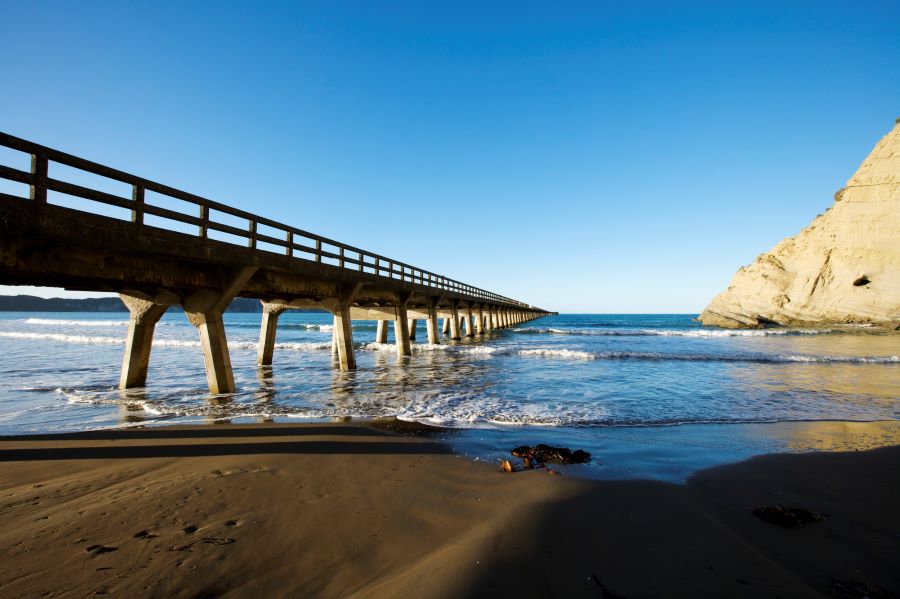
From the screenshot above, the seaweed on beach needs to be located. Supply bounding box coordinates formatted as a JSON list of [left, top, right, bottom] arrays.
[[511, 444, 591, 465], [752, 505, 827, 528]]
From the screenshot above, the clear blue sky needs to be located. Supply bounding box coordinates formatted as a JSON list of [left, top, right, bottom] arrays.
[[1, 1, 898, 312]]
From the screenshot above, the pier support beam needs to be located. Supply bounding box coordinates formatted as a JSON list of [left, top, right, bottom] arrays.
[[257, 301, 286, 366], [465, 304, 475, 337], [394, 293, 413, 357], [426, 299, 440, 344], [449, 304, 462, 340], [485, 306, 494, 332], [183, 267, 257, 394], [476, 305, 485, 335], [329, 283, 362, 371], [408, 319, 417, 342], [376, 320, 389, 343], [442, 316, 451, 336], [119, 292, 174, 389]]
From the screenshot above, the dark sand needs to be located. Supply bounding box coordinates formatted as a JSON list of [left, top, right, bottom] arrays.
[[0, 422, 898, 598]]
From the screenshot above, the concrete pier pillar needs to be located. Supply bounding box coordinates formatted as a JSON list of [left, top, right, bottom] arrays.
[[426, 302, 440, 344], [183, 267, 256, 394], [331, 326, 338, 355], [465, 305, 475, 337], [257, 301, 286, 366], [119, 293, 171, 389], [376, 320, 389, 343], [449, 305, 462, 340], [394, 312, 412, 356], [442, 317, 451, 335], [476, 306, 485, 335], [395, 295, 412, 357], [408, 319, 417, 342], [485, 307, 494, 332], [333, 312, 355, 369], [329, 282, 362, 371]]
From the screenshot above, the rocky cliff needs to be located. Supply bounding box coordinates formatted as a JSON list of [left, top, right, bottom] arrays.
[[699, 120, 900, 329]]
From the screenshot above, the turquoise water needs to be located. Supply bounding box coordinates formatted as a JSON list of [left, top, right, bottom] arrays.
[[0, 311, 897, 481]]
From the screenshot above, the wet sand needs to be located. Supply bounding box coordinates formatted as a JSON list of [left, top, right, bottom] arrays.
[[0, 422, 898, 598]]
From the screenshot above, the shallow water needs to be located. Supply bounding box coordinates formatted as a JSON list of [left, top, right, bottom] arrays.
[[0, 311, 897, 481]]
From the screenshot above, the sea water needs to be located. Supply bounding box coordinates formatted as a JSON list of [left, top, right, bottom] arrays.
[[0, 312, 897, 481]]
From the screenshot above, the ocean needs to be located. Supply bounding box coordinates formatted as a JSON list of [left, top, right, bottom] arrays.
[[1, 311, 897, 481]]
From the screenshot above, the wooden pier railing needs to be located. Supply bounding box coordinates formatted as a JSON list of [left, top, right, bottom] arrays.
[[0, 131, 527, 308]]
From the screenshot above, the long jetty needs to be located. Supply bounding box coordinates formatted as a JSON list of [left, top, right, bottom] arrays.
[[0, 132, 551, 393]]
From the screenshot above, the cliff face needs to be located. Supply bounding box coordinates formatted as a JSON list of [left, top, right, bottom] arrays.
[[699, 120, 900, 329]]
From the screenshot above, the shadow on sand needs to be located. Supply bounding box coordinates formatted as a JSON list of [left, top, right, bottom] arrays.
[[462, 445, 900, 598], [0, 423, 452, 462]]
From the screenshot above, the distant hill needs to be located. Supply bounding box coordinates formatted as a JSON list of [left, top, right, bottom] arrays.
[[0, 295, 324, 313]]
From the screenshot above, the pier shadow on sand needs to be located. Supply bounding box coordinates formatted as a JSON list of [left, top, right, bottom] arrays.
[[0, 423, 452, 462]]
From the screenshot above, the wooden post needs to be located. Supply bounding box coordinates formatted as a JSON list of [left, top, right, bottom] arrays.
[[131, 184, 145, 225], [29, 153, 48, 203]]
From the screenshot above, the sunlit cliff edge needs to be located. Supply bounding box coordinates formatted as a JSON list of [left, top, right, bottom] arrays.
[[699, 119, 900, 329]]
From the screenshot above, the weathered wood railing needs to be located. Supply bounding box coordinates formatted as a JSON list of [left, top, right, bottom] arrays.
[[0, 131, 528, 307]]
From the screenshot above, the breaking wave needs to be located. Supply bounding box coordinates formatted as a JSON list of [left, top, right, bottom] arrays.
[[514, 327, 841, 337], [511, 348, 899, 363]]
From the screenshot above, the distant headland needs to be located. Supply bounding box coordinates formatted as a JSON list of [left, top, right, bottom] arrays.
[[700, 118, 900, 330]]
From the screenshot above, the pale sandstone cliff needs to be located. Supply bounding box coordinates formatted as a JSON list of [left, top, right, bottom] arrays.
[[699, 120, 900, 329]]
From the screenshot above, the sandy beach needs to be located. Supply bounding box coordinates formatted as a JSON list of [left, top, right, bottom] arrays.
[[0, 421, 897, 598]]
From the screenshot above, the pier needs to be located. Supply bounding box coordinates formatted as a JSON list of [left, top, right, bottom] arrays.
[[0, 132, 550, 393]]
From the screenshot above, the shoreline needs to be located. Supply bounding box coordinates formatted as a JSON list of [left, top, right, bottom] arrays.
[[11, 415, 899, 483], [1, 421, 898, 597]]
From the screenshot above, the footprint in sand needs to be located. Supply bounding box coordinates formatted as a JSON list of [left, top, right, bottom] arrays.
[[86, 545, 117, 556]]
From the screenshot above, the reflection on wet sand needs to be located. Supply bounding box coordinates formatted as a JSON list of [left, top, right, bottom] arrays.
[[768, 420, 900, 452]]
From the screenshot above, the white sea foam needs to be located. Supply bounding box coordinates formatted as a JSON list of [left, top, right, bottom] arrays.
[[515, 327, 840, 337], [516, 348, 596, 360], [25, 318, 132, 327], [274, 342, 333, 351], [0, 332, 332, 352], [360, 342, 497, 355], [395, 390, 604, 428], [0, 331, 125, 344], [512, 349, 900, 364]]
